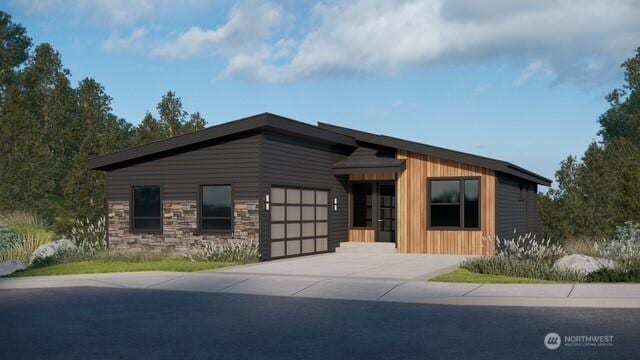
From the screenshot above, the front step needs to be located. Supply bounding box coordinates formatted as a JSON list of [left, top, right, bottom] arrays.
[[335, 242, 397, 254]]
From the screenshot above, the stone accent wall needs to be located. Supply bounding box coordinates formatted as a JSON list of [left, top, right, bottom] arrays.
[[108, 200, 259, 254]]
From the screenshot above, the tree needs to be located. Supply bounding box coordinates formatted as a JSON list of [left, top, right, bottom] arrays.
[[0, 11, 31, 104], [186, 111, 207, 131], [157, 91, 187, 137], [135, 111, 165, 145], [540, 47, 640, 241], [63, 78, 114, 220]]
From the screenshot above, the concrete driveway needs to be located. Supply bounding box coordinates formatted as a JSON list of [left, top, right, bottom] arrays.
[[216, 253, 469, 280]]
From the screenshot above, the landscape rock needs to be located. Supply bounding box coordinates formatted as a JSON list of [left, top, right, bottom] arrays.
[[553, 254, 617, 275], [29, 238, 77, 265], [0, 260, 26, 276]]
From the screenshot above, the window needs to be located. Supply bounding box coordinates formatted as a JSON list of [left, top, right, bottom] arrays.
[[131, 186, 162, 232], [352, 183, 373, 227], [429, 179, 480, 229], [200, 185, 232, 232]]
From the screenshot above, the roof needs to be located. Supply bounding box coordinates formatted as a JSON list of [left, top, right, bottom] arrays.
[[332, 145, 405, 174], [318, 122, 551, 186], [89, 112, 551, 186], [88, 113, 357, 170]]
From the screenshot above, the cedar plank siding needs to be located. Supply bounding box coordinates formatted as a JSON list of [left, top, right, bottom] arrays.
[[107, 132, 261, 201], [396, 150, 496, 255], [496, 173, 542, 240], [260, 131, 350, 260]]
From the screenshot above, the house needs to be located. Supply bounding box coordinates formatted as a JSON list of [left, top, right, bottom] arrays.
[[89, 113, 551, 260]]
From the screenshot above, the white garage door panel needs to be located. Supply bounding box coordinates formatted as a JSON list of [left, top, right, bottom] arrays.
[[270, 187, 329, 259]]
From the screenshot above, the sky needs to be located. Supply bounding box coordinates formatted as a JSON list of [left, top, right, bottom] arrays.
[[4, 0, 640, 183]]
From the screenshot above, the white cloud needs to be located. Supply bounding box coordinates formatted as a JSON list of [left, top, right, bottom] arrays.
[[221, 0, 640, 84], [152, 0, 287, 59], [515, 60, 556, 86], [102, 27, 148, 54], [12, 0, 210, 26]]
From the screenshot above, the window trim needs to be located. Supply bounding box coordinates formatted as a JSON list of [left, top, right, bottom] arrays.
[[130, 185, 163, 234], [349, 181, 375, 230], [198, 184, 234, 234], [427, 177, 482, 231]]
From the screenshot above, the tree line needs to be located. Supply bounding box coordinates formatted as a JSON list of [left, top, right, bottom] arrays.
[[539, 47, 640, 242], [0, 12, 207, 231]]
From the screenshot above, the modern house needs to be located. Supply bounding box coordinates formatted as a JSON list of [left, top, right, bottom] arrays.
[[89, 113, 551, 260]]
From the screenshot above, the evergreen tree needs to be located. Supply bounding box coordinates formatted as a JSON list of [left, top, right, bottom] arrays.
[[157, 91, 187, 137], [0, 11, 31, 105], [63, 78, 113, 220], [186, 111, 207, 131], [135, 111, 165, 145], [540, 47, 640, 241]]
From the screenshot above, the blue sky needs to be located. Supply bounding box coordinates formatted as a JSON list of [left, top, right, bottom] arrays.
[[5, 0, 640, 183]]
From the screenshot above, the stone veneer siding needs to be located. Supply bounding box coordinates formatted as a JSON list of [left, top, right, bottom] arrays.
[[108, 200, 259, 254]]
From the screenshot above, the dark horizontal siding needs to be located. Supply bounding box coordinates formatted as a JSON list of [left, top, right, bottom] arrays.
[[107, 133, 261, 201], [496, 172, 542, 240], [260, 132, 351, 259]]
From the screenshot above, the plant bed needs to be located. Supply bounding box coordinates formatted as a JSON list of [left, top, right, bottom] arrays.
[[430, 269, 558, 284], [8, 260, 236, 277]]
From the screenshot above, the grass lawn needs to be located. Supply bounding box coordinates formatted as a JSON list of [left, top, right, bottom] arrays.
[[9, 260, 238, 277], [430, 269, 557, 284]]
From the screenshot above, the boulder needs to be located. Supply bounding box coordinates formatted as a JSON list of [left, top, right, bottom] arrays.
[[0, 260, 26, 277], [29, 238, 77, 265], [553, 254, 617, 275]]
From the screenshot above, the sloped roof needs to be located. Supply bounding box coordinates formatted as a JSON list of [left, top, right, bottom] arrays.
[[88, 112, 551, 186], [318, 122, 551, 186]]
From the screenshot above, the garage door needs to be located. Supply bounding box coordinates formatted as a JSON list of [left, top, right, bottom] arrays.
[[270, 187, 329, 258]]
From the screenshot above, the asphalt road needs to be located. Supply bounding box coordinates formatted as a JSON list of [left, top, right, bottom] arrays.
[[1, 287, 638, 360]]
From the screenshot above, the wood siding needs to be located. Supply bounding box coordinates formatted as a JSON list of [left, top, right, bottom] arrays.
[[348, 229, 375, 242], [349, 173, 396, 181], [260, 132, 350, 259], [396, 150, 496, 255]]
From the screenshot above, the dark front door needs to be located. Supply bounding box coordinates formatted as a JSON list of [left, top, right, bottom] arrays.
[[376, 183, 396, 243]]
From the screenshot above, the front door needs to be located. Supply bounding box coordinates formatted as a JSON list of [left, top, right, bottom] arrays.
[[376, 183, 396, 243]]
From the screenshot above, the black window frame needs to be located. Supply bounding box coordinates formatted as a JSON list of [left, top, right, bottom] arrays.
[[350, 182, 374, 229], [198, 184, 234, 234], [427, 177, 481, 231], [130, 185, 163, 234]]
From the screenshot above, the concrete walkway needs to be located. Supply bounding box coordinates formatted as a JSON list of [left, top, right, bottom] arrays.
[[2, 270, 640, 308], [216, 253, 469, 280]]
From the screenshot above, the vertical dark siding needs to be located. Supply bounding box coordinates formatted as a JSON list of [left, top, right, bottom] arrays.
[[260, 132, 350, 259], [496, 172, 543, 240], [107, 133, 261, 201]]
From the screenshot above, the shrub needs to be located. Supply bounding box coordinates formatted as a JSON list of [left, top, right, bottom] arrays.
[[594, 221, 640, 264], [0, 227, 23, 252], [587, 259, 640, 282], [462, 256, 585, 282], [0, 229, 52, 264], [496, 231, 565, 265], [185, 239, 260, 263], [68, 217, 107, 254]]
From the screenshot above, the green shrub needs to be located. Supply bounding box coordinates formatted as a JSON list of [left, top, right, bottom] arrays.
[[595, 221, 640, 265], [587, 259, 640, 283], [462, 256, 585, 282], [0, 229, 52, 263], [68, 217, 106, 253], [0, 227, 23, 251]]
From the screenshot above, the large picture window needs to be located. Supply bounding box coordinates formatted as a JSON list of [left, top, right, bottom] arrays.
[[428, 179, 480, 229], [200, 185, 232, 232], [352, 183, 373, 227], [131, 186, 162, 232]]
